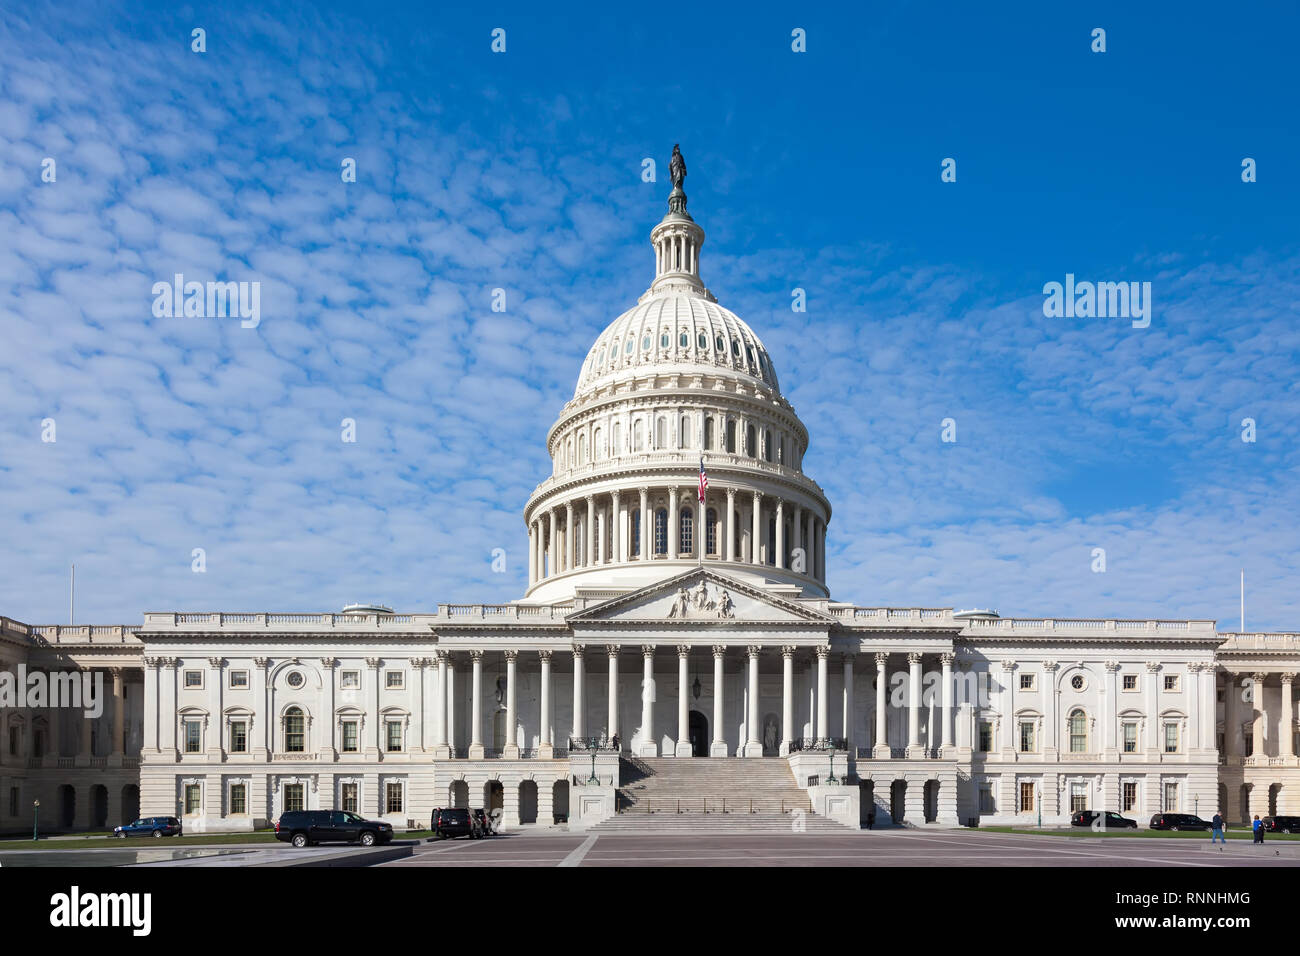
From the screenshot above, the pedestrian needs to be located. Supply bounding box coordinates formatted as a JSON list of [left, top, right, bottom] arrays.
[[1252, 814, 1264, 844], [1210, 810, 1225, 846]]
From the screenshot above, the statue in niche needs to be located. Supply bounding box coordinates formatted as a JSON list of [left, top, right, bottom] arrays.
[[763, 714, 779, 754], [494, 676, 505, 708]]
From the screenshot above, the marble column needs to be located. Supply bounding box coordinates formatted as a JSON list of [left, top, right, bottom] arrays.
[[639, 645, 657, 756], [725, 488, 736, 562], [564, 502, 575, 572], [668, 488, 679, 560], [611, 490, 621, 563], [547, 510, 557, 577], [111, 668, 126, 757], [539, 650, 553, 758], [781, 646, 795, 756], [676, 646, 691, 757], [1103, 661, 1119, 755], [445, 657, 456, 754], [571, 645, 585, 743], [1252, 672, 1267, 758], [792, 504, 803, 572], [843, 652, 855, 753], [940, 653, 954, 752], [1145, 662, 1160, 754], [750, 491, 762, 564], [907, 653, 922, 756], [815, 646, 829, 742], [1224, 671, 1238, 758], [874, 653, 889, 758], [433, 652, 449, 757], [711, 645, 727, 756], [503, 650, 519, 758], [607, 645, 620, 745], [745, 645, 762, 757], [469, 651, 484, 758], [639, 487, 650, 560], [585, 497, 595, 568], [775, 499, 785, 570], [528, 523, 536, 585], [1282, 673, 1295, 758]]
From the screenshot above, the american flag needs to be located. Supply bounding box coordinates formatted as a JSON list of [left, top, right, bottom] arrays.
[[698, 457, 708, 503]]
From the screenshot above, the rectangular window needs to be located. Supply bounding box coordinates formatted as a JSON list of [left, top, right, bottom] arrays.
[[1122, 781, 1138, 812], [1123, 722, 1137, 753], [977, 721, 992, 752], [283, 783, 305, 813], [230, 784, 246, 815], [1019, 781, 1035, 813], [385, 782, 403, 814], [1164, 722, 1179, 753], [386, 721, 402, 752], [385, 671, 404, 690], [1019, 673, 1035, 691], [1122, 674, 1137, 691], [228, 670, 249, 689], [1019, 721, 1035, 753], [184, 719, 202, 754], [229, 721, 247, 753], [1163, 782, 1179, 812], [978, 784, 995, 814], [341, 782, 358, 812], [9, 787, 17, 816], [342, 721, 359, 753], [184, 784, 201, 815], [341, 671, 360, 689], [8, 726, 17, 756], [1070, 783, 1088, 813], [184, 670, 203, 689], [1163, 674, 1179, 692], [32, 730, 45, 759]]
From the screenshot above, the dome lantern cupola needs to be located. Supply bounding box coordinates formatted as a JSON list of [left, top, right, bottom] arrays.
[[646, 144, 711, 300]]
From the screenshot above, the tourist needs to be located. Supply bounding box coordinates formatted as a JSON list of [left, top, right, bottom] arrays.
[[1210, 811, 1225, 845], [1252, 814, 1264, 844]]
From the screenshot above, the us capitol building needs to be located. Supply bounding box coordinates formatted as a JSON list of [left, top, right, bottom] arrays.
[[2, 150, 1298, 834]]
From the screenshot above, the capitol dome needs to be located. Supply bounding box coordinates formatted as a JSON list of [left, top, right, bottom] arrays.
[[523, 149, 831, 603]]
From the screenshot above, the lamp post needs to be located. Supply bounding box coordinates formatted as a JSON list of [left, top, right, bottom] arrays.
[[587, 739, 599, 785], [827, 744, 838, 785], [32, 799, 40, 841], [1036, 783, 1041, 829]]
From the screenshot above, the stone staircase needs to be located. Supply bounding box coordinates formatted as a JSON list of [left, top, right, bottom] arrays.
[[588, 757, 855, 833]]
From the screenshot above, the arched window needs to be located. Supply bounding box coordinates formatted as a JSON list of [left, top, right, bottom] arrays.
[[578, 433, 587, 464], [593, 427, 603, 460], [680, 507, 693, 555], [763, 428, 772, 461], [767, 516, 776, 565], [679, 415, 691, 449], [624, 338, 634, 355], [633, 419, 644, 451], [746, 425, 756, 458], [725, 421, 736, 454], [706, 508, 718, 555], [654, 509, 668, 555], [642, 334, 652, 351], [698, 332, 707, 350], [655, 417, 667, 449], [704, 417, 715, 450], [575, 522, 583, 566], [1069, 710, 1087, 753], [611, 422, 621, 456], [631, 510, 641, 557], [284, 707, 305, 753]]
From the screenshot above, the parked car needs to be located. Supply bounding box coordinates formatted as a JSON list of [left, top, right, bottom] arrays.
[[1261, 815, 1300, 833], [1149, 813, 1213, 831], [431, 807, 479, 840], [274, 809, 393, 848], [472, 808, 496, 836], [1070, 810, 1138, 829], [114, 816, 182, 839]]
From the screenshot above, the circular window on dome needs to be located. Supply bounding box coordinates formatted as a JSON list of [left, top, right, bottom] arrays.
[[287, 671, 304, 689], [715, 335, 724, 352], [698, 332, 707, 350], [642, 334, 651, 351], [625, 338, 634, 355], [679, 331, 689, 348], [660, 332, 669, 348]]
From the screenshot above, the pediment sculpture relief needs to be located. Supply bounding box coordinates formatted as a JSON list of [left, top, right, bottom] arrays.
[[667, 580, 735, 620]]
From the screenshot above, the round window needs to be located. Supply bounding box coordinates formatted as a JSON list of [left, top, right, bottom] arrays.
[[287, 671, 304, 688], [1070, 674, 1085, 691]]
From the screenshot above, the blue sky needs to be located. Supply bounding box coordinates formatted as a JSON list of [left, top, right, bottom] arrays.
[[1, 1, 1297, 629]]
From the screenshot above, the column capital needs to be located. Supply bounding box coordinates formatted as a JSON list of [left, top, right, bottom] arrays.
[[606, 644, 620, 658], [207, 657, 225, 669], [538, 649, 552, 662], [641, 644, 656, 659], [751, 489, 761, 502], [504, 649, 519, 663], [407, 657, 428, 669], [1103, 660, 1120, 672], [676, 644, 691, 659], [1252, 671, 1268, 683], [1000, 659, 1017, 672], [874, 652, 888, 666], [712, 644, 726, 659], [571, 643, 586, 657], [1041, 659, 1058, 672], [365, 657, 382, 668], [814, 645, 830, 660], [782, 645, 797, 659], [432, 650, 449, 663], [940, 653, 955, 666], [638, 486, 649, 497], [319, 657, 338, 669], [584, 493, 594, 504], [907, 652, 923, 665], [1145, 661, 1162, 673], [469, 650, 485, 662], [253, 657, 270, 669], [746, 644, 761, 659], [1282, 673, 1297, 684], [726, 487, 736, 500]]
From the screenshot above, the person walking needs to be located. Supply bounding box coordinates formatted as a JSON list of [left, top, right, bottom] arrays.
[[1210, 811, 1226, 846], [1252, 814, 1264, 844]]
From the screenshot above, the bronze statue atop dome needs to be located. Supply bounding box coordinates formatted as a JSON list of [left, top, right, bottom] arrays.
[[670, 144, 686, 190]]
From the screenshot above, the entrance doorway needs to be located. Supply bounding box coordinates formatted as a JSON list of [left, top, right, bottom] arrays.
[[689, 710, 709, 756], [485, 780, 504, 815], [890, 780, 906, 824]]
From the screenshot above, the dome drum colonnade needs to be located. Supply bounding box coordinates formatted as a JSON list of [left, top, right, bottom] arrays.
[[524, 165, 830, 600]]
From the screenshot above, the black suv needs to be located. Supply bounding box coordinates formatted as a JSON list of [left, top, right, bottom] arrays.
[[1070, 810, 1138, 829], [1262, 815, 1300, 833], [1149, 813, 1212, 831], [431, 807, 479, 839], [275, 810, 394, 847]]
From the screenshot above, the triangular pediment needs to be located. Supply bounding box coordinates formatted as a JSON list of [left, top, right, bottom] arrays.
[[567, 568, 833, 626]]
